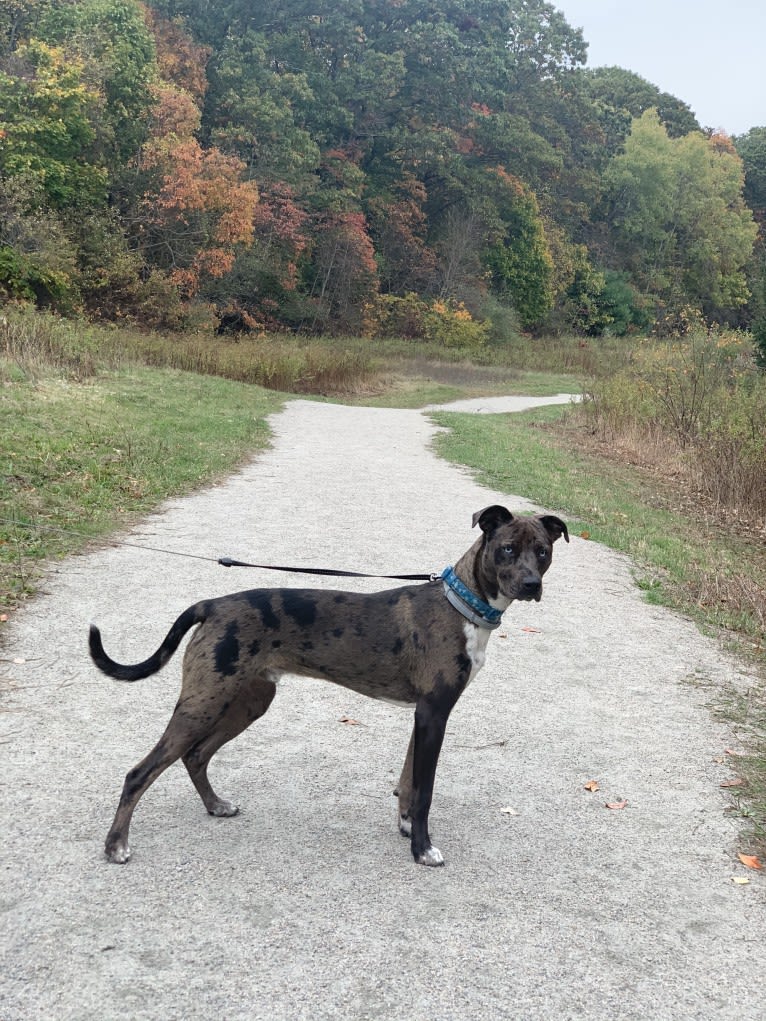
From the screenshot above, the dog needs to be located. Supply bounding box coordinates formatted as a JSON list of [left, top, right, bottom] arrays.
[[89, 505, 568, 866]]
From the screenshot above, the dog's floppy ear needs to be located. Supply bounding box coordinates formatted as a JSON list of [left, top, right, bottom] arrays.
[[473, 505, 513, 534], [538, 514, 569, 544]]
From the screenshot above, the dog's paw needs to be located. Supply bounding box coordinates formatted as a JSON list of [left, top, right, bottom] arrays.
[[398, 813, 412, 837], [208, 799, 239, 818], [105, 840, 131, 865], [416, 845, 444, 867]]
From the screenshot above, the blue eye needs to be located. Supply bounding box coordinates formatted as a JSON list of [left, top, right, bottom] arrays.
[[503, 544, 514, 555]]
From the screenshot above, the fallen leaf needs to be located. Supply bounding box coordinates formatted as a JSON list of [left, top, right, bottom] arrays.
[[731, 877, 750, 885], [521, 626, 541, 634], [499, 806, 519, 816], [720, 777, 746, 788], [579, 531, 591, 540], [738, 853, 762, 871], [339, 715, 360, 726], [497, 632, 508, 639], [0, 613, 8, 622], [605, 800, 628, 810], [583, 780, 600, 792], [724, 748, 740, 757]]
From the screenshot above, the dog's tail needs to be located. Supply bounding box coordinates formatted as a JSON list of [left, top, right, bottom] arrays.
[[88, 602, 209, 681]]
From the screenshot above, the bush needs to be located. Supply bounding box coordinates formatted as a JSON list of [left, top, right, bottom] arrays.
[[375, 292, 489, 349]]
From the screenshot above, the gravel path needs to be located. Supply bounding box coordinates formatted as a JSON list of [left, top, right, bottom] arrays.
[[2, 395, 764, 1021]]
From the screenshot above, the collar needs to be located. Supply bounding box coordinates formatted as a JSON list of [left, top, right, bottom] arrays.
[[441, 567, 504, 630]]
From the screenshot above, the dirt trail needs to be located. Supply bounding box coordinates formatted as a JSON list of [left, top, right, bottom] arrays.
[[2, 396, 764, 1020]]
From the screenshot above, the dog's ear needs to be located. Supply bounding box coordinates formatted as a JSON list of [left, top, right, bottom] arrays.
[[538, 514, 569, 544], [473, 505, 513, 534]]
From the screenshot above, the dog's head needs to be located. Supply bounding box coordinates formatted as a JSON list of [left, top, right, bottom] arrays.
[[472, 504, 568, 605]]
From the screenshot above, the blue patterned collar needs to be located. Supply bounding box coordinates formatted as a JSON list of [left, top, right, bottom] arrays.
[[441, 567, 504, 630]]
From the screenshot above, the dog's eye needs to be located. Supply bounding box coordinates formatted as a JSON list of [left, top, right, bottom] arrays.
[[537, 547, 549, 561], [503, 544, 514, 556]]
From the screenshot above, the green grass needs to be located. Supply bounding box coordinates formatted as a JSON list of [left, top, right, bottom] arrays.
[[1, 366, 283, 605]]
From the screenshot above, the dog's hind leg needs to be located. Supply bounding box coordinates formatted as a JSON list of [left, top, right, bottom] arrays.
[[105, 730, 188, 864], [182, 678, 277, 816]]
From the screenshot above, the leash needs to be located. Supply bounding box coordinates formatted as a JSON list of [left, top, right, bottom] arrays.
[[218, 556, 434, 582], [0, 516, 434, 582]]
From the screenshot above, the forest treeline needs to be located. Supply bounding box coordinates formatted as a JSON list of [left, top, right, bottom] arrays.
[[2, 0, 765, 342]]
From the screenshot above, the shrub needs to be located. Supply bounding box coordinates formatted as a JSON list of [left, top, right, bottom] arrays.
[[582, 330, 766, 521], [375, 292, 489, 350]]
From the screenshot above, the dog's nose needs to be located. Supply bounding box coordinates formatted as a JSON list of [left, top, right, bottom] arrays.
[[521, 577, 542, 600]]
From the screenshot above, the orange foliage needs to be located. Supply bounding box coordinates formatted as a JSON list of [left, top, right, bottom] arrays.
[[708, 131, 737, 156], [148, 83, 201, 140], [141, 138, 258, 295], [142, 5, 211, 103]]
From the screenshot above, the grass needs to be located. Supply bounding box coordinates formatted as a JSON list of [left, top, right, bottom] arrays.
[[1, 366, 283, 606], [432, 403, 766, 853]]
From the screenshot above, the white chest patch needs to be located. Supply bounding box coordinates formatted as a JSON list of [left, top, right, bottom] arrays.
[[463, 622, 491, 686]]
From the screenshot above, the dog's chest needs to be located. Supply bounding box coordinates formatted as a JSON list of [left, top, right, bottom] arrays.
[[463, 622, 491, 685]]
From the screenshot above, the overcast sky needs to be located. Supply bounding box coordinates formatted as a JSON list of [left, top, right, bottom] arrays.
[[553, 0, 766, 136]]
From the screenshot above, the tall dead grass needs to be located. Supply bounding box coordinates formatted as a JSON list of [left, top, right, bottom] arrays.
[[0, 308, 376, 394], [582, 331, 766, 528]]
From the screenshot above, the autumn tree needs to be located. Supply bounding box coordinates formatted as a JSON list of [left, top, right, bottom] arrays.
[[136, 85, 258, 298]]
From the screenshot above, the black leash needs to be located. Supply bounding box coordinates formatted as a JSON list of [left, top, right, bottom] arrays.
[[1, 516, 434, 582], [218, 556, 434, 582]]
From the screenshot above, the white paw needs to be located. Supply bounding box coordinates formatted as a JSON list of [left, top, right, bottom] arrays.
[[209, 800, 239, 818], [398, 813, 412, 837], [106, 842, 131, 864], [417, 845, 444, 867]]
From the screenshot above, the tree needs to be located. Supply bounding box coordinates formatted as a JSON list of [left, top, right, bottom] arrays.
[[735, 126, 766, 222], [36, 0, 156, 168], [305, 211, 379, 334], [604, 111, 757, 320], [482, 168, 554, 327], [0, 40, 107, 209], [578, 66, 699, 148]]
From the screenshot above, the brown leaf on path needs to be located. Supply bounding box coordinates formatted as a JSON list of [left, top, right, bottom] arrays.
[[605, 799, 628, 810], [720, 777, 746, 788], [583, 780, 600, 792], [0, 613, 8, 622], [579, 531, 591, 540], [521, 626, 541, 634], [738, 853, 762, 870], [339, 715, 361, 726]]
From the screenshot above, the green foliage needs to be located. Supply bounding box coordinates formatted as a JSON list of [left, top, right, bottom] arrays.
[[0, 39, 108, 208], [578, 66, 699, 147], [734, 126, 766, 215], [0, 245, 75, 309], [482, 174, 554, 328], [604, 111, 758, 321], [36, 0, 156, 166]]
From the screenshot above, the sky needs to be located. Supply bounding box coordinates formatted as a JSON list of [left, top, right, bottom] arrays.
[[553, 0, 766, 136]]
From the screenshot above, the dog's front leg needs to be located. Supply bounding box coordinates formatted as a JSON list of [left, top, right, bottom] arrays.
[[409, 697, 453, 866]]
